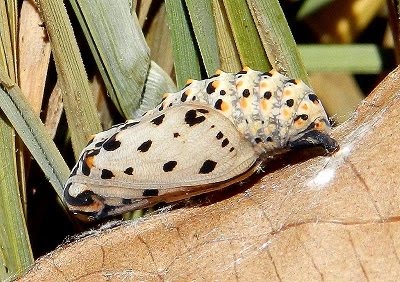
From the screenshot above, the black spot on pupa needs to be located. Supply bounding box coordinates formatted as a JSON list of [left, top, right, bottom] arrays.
[[214, 99, 223, 110], [181, 92, 188, 102], [168, 103, 173, 107], [197, 108, 209, 114], [122, 198, 133, 204], [137, 140, 152, 152], [158, 105, 164, 111], [103, 135, 121, 151], [220, 89, 226, 95], [221, 138, 229, 147], [163, 161, 177, 172], [254, 137, 262, 144], [63, 184, 95, 206], [95, 140, 105, 147], [87, 148, 100, 157], [185, 110, 206, 126], [199, 160, 217, 174], [267, 137, 273, 142], [151, 114, 165, 125], [81, 160, 91, 176], [242, 89, 250, 97], [192, 96, 197, 101], [101, 169, 114, 179], [287, 79, 297, 85], [120, 121, 139, 130], [264, 91, 272, 99], [206, 81, 216, 94], [173, 132, 180, 138], [211, 125, 215, 128], [262, 71, 273, 77], [309, 94, 319, 103], [124, 167, 134, 175], [216, 131, 223, 139], [294, 114, 309, 122], [143, 189, 159, 197], [237, 69, 248, 75], [286, 99, 294, 107], [229, 147, 235, 152]]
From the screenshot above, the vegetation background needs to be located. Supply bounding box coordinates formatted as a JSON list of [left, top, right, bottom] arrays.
[[0, 0, 396, 280]]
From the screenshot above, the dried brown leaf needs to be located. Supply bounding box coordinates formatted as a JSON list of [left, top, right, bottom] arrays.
[[21, 66, 400, 281]]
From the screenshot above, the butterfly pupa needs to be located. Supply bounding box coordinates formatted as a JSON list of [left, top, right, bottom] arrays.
[[64, 68, 338, 221]]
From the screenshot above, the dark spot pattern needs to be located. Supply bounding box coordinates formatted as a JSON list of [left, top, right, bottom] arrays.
[[151, 114, 165, 125], [222, 138, 229, 147], [264, 91, 272, 99], [124, 167, 134, 175], [95, 140, 105, 147], [214, 99, 223, 110], [181, 93, 188, 102], [229, 147, 235, 152], [87, 148, 101, 157], [158, 105, 164, 111], [211, 125, 215, 128], [101, 169, 114, 179], [81, 160, 91, 176], [103, 135, 121, 151], [63, 184, 95, 206], [216, 131, 223, 139], [192, 96, 197, 101], [173, 132, 180, 138], [294, 114, 309, 122], [206, 82, 216, 94], [120, 121, 139, 130], [220, 90, 226, 95], [237, 70, 248, 75], [143, 189, 159, 197], [197, 108, 209, 114], [242, 89, 250, 97], [163, 161, 177, 172], [286, 99, 294, 107], [262, 71, 273, 77], [185, 110, 206, 126], [199, 160, 217, 174], [137, 140, 152, 152], [309, 94, 319, 103], [287, 79, 297, 85], [254, 137, 262, 144], [122, 198, 133, 204], [267, 137, 273, 142]]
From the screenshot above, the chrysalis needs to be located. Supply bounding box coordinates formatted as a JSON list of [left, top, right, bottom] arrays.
[[64, 68, 338, 221]]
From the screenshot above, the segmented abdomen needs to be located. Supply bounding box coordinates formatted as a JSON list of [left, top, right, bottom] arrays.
[[154, 67, 329, 153]]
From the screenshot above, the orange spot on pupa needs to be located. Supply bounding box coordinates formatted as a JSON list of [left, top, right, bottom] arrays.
[[283, 89, 292, 96], [85, 155, 95, 169], [221, 101, 230, 112], [236, 80, 243, 88], [260, 81, 269, 89], [215, 69, 222, 75], [282, 108, 291, 119], [295, 79, 301, 84], [260, 99, 268, 111], [301, 103, 309, 111], [212, 80, 220, 89], [240, 97, 248, 109]]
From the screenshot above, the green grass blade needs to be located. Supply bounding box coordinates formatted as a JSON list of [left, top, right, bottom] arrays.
[[211, 0, 241, 72], [247, 0, 308, 82], [297, 0, 334, 19], [69, 0, 151, 119], [299, 44, 387, 73], [37, 0, 102, 158], [0, 1, 33, 280], [165, 0, 202, 87], [185, 0, 220, 75], [222, 0, 269, 69], [0, 118, 33, 280], [0, 70, 70, 199], [134, 61, 177, 117]]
